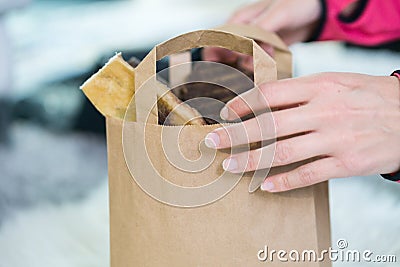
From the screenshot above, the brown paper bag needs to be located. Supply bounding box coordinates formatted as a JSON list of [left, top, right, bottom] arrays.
[[82, 25, 331, 266]]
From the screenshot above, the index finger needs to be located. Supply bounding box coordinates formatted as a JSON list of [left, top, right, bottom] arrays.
[[220, 77, 316, 121]]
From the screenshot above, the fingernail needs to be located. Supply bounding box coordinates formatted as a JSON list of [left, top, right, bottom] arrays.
[[220, 107, 229, 120], [222, 157, 238, 172], [205, 132, 220, 148], [261, 181, 275, 191]]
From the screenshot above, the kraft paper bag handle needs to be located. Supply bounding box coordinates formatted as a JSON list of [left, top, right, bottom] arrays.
[[134, 29, 277, 124], [169, 51, 192, 87], [215, 24, 292, 78]]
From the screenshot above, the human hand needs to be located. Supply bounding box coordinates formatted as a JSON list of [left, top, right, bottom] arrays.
[[203, 0, 321, 70], [205, 73, 400, 192]]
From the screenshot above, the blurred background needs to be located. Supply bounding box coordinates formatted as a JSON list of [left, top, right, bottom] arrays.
[[0, 0, 399, 266]]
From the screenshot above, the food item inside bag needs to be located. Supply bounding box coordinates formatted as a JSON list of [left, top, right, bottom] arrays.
[[127, 57, 206, 125], [172, 60, 254, 124], [81, 53, 254, 126]]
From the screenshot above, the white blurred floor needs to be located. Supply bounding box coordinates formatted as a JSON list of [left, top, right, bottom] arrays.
[[1, 0, 400, 266]]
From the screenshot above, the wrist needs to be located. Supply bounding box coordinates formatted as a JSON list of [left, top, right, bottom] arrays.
[[381, 70, 400, 183], [389, 71, 400, 109]]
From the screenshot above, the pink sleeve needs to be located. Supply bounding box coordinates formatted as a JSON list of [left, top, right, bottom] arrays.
[[314, 0, 400, 46]]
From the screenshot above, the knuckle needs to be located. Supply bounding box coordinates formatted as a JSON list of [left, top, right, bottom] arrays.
[[297, 166, 315, 186], [256, 113, 274, 138], [316, 73, 338, 90], [259, 83, 274, 101], [278, 174, 292, 191], [245, 151, 258, 171], [342, 153, 363, 173], [272, 115, 280, 136], [217, 131, 230, 146], [274, 141, 293, 164], [225, 126, 242, 146]]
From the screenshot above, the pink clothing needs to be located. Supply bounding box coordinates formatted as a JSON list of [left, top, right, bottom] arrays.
[[316, 0, 400, 45], [310, 1, 400, 182]]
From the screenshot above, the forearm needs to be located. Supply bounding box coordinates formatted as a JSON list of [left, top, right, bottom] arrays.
[[311, 0, 400, 46]]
